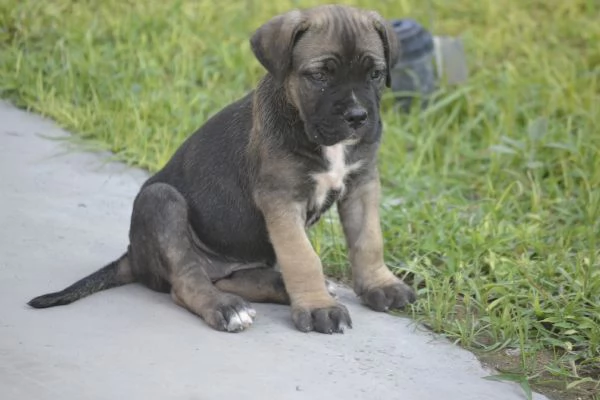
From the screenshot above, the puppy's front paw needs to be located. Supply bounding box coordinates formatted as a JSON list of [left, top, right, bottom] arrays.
[[292, 303, 352, 334], [362, 280, 416, 312]]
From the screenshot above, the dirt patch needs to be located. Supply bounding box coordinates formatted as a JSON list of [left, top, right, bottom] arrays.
[[477, 349, 599, 400]]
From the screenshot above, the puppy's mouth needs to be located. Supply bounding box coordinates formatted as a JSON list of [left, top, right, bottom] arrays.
[[310, 125, 359, 147]]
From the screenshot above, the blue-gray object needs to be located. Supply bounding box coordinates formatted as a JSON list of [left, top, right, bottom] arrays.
[[389, 19, 437, 112]]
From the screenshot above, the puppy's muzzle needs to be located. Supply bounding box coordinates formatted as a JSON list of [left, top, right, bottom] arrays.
[[344, 106, 368, 130]]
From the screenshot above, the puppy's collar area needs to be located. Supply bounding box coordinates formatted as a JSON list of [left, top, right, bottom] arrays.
[[307, 144, 364, 223]]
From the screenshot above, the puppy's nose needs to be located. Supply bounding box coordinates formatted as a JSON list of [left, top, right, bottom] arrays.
[[343, 107, 368, 129]]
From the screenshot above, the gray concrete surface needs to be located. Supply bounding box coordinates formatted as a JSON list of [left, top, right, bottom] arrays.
[[0, 101, 549, 400]]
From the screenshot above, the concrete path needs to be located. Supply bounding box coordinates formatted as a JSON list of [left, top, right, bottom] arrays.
[[0, 101, 548, 400]]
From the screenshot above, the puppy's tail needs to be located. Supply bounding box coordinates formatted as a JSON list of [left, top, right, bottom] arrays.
[[27, 252, 134, 309]]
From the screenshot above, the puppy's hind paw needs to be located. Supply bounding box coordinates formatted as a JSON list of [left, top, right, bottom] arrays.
[[203, 294, 257, 333]]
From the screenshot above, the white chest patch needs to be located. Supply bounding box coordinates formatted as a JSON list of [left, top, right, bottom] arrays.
[[311, 144, 363, 211]]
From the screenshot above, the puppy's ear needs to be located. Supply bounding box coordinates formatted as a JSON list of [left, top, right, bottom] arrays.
[[369, 12, 400, 88], [250, 10, 309, 83]]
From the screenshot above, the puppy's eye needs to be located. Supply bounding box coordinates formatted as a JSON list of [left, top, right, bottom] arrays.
[[370, 69, 384, 80], [309, 71, 327, 82]]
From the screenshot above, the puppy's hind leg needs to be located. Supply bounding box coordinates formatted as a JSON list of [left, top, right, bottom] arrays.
[[215, 268, 338, 305], [215, 268, 290, 304], [130, 183, 256, 333]]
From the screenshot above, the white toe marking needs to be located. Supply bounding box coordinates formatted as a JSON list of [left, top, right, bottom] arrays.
[[325, 280, 337, 298], [226, 307, 256, 332], [238, 309, 254, 327], [226, 314, 243, 332]]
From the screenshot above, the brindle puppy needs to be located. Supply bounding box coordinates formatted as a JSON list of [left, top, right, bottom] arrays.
[[28, 5, 416, 334]]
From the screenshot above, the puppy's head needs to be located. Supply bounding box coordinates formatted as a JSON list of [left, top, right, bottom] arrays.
[[250, 5, 400, 146]]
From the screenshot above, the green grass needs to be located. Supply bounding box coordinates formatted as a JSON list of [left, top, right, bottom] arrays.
[[1, 0, 599, 398]]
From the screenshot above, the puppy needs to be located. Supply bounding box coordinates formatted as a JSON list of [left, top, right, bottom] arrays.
[[28, 4, 416, 334]]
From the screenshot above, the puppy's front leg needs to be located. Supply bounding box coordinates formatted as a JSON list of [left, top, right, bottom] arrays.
[[338, 172, 416, 312], [260, 201, 352, 334]]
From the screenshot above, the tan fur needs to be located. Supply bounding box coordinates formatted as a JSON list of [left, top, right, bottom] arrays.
[[258, 200, 335, 309], [215, 269, 290, 304], [170, 271, 215, 319], [337, 172, 400, 295], [171, 270, 255, 332]]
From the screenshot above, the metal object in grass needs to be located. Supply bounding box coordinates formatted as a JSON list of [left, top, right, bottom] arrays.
[[389, 18, 437, 112], [389, 18, 469, 112]]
